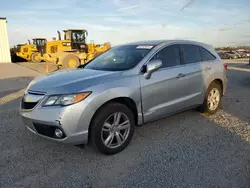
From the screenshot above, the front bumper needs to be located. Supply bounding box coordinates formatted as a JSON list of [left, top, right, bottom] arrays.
[[20, 98, 95, 145]]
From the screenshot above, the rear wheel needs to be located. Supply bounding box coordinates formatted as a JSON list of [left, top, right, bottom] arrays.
[[90, 103, 135, 155], [199, 82, 222, 115], [31, 52, 41, 63], [62, 54, 80, 69]]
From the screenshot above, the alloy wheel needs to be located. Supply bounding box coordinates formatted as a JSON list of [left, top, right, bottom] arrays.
[[207, 88, 220, 111], [101, 112, 131, 149]]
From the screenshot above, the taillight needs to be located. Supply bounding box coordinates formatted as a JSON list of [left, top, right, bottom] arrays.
[[223, 64, 227, 70]]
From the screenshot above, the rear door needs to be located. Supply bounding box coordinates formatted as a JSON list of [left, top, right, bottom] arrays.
[[199, 46, 217, 80], [199, 46, 218, 92], [178, 44, 205, 106]]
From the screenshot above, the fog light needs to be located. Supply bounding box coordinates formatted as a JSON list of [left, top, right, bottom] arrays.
[[55, 129, 63, 138]]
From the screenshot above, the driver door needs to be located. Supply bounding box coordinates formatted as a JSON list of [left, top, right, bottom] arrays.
[[140, 44, 183, 122]]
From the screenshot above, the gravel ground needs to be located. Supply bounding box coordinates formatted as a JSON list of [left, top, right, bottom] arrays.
[[0, 62, 249, 188]]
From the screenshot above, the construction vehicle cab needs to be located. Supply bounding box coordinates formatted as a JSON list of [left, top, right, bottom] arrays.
[[29, 38, 47, 63], [33, 38, 46, 54], [16, 44, 24, 53], [11, 44, 25, 62], [63, 29, 88, 52]]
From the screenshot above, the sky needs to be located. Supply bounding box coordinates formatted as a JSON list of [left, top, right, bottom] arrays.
[[1, 0, 250, 47]]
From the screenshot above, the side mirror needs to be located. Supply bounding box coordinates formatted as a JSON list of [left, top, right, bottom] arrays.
[[144, 60, 162, 79]]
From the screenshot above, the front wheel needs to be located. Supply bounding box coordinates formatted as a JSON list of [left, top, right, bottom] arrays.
[[31, 52, 41, 63], [90, 103, 135, 155], [199, 82, 222, 115], [62, 54, 80, 69]]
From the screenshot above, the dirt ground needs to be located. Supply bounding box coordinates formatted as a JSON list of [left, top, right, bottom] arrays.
[[16, 62, 60, 74]]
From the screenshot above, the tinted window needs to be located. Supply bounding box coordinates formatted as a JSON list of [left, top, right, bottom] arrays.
[[85, 45, 153, 71], [200, 47, 216, 61], [151, 45, 180, 68], [180, 44, 201, 64]]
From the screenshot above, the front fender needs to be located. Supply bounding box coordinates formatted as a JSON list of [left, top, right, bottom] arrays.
[[77, 76, 142, 131], [86, 87, 141, 111]]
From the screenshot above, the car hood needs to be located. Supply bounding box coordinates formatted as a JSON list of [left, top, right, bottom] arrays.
[[27, 68, 121, 94]]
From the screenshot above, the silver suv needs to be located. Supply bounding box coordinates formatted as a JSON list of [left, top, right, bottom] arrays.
[[20, 40, 227, 155]]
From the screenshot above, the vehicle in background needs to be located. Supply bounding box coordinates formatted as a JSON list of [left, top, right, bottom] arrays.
[[247, 51, 250, 58], [236, 50, 250, 58], [15, 38, 47, 62], [20, 40, 227, 155], [232, 51, 242, 58], [217, 51, 231, 59], [224, 51, 239, 59]]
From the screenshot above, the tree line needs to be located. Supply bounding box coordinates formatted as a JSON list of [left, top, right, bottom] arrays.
[[215, 46, 250, 51]]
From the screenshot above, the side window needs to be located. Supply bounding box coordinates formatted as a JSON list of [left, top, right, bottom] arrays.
[[180, 44, 201, 64], [151, 44, 180, 68], [200, 47, 216, 61]]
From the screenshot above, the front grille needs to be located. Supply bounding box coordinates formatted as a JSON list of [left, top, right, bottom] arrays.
[[33, 123, 65, 139], [21, 99, 38, 109], [21, 91, 45, 110]]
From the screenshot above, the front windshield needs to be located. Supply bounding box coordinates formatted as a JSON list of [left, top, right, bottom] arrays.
[[33, 39, 45, 46], [37, 40, 45, 46], [85, 45, 153, 71], [72, 31, 84, 42]]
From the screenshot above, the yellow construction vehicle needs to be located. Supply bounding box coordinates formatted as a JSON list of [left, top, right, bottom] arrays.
[[16, 38, 46, 62], [39, 29, 111, 68]]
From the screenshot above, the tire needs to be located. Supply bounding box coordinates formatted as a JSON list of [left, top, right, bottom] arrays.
[[62, 54, 80, 69], [199, 82, 222, 115], [31, 52, 41, 63], [90, 103, 135, 155]]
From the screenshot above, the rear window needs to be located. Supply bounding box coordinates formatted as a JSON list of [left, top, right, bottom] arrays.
[[180, 44, 201, 64], [200, 47, 216, 61]]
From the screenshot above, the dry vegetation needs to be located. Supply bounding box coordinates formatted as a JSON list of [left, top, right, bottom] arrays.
[[215, 46, 250, 51]]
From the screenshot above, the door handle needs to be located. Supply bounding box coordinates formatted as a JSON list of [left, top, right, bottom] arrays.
[[176, 73, 186, 78], [205, 67, 211, 71]]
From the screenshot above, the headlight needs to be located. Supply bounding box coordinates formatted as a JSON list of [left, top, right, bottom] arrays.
[[43, 92, 91, 106], [62, 42, 71, 46]]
